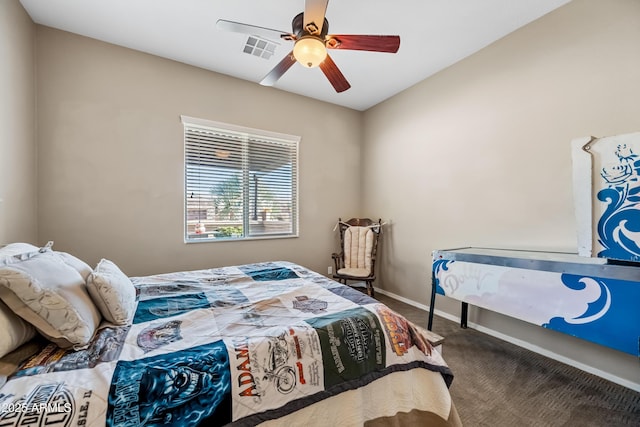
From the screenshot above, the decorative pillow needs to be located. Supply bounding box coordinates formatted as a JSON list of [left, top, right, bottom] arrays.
[[0, 300, 36, 358], [86, 259, 136, 325], [0, 250, 101, 349]]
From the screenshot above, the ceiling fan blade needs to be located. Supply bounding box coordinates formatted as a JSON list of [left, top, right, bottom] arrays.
[[216, 19, 293, 42], [304, 0, 329, 35], [319, 54, 351, 93], [260, 51, 296, 86], [326, 35, 400, 53]]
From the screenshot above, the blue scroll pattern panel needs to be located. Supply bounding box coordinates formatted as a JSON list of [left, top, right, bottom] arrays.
[[544, 273, 640, 356], [597, 144, 640, 262], [432, 259, 454, 296], [433, 259, 640, 357]]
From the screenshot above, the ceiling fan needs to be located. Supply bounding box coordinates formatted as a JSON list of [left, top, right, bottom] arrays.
[[217, 0, 400, 93]]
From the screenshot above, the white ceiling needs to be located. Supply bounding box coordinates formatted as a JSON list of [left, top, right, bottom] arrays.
[[19, 0, 571, 111]]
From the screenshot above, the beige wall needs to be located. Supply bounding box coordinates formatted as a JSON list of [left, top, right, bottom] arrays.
[[35, 26, 362, 276], [0, 0, 37, 245], [363, 0, 640, 387]]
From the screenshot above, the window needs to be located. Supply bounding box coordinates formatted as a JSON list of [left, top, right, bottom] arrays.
[[182, 116, 299, 242]]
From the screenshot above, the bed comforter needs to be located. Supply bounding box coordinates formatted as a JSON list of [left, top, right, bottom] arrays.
[[0, 261, 459, 426]]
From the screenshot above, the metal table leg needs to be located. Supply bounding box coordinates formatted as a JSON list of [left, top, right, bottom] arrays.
[[461, 302, 468, 328], [428, 270, 437, 330]]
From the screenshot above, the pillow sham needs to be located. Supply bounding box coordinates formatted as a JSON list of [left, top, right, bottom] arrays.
[[0, 300, 36, 358], [86, 259, 136, 325], [0, 250, 101, 349]]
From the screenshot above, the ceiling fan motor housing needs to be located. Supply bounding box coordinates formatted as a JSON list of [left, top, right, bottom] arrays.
[[292, 12, 329, 38]]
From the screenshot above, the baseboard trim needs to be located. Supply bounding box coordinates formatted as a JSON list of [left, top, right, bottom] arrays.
[[375, 287, 640, 393]]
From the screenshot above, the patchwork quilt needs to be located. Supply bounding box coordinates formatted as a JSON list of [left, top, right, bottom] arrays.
[[0, 262, 457, 426]]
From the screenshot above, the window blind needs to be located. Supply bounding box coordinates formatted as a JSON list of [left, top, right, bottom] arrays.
[[182, 116, 299, 242]]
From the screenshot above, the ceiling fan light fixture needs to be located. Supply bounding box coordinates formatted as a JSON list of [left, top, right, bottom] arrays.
[[293, 36, 327, 68]]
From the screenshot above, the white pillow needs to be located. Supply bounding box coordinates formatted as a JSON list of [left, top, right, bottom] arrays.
[[86, 259, 136, 325], [0, 250, 101, 349], [0, 300, 36, 358], [0, 243, 39, 261], [56, 251, 93, 281], [0, 243, 40, 356]]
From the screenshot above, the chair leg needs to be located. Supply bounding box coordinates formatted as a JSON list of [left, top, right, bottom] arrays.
[[367, 281, 374, 298]]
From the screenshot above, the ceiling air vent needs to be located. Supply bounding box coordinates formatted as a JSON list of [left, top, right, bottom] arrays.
[[243, 36, 277, 60]]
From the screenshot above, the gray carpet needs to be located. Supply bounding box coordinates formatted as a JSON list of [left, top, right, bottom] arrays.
[[375, 293, 640, 427]]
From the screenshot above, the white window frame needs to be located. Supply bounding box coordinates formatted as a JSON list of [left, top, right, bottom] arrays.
[[182, 115, 299, 243]]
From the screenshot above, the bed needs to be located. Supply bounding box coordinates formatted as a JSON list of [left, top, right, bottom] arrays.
[[0, 243, 459, 426]]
